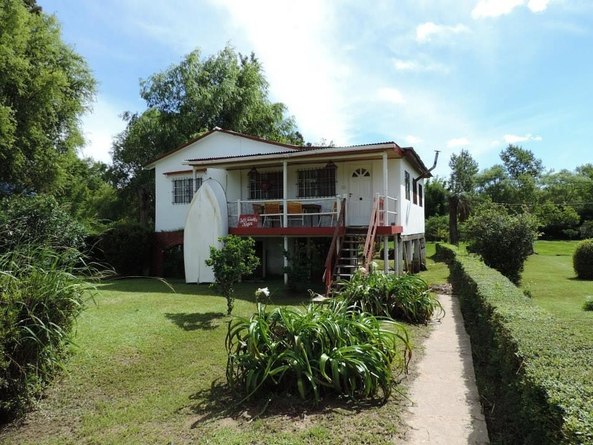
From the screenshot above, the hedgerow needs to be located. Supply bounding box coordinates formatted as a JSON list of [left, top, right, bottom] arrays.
[[436, 243, 593, 444]]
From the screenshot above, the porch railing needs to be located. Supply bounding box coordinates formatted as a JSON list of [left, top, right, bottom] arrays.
[[323, 198, 347, 293], [377, 194, 398, 226], [227, 196, 342, 228]]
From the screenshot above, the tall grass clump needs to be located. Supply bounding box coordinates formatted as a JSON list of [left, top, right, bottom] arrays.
[[338, 270, 443, 324], [226, 301, 411, 403], [0, 246, 94, 419]]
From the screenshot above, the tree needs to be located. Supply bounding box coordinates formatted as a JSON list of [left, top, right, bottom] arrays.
[[500, 145, 544, 180], [0, 0, 95, 194], [111, 46, 303, 225], [425, 177, 448, 218], [465, 204, 539, 284], [205, 235, 259, 315], [448, 150, 478, 244]]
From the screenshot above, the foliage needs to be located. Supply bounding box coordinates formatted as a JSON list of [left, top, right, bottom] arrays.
[[424, 177, 448, 218], [337, 270, 443, 324], [254, 287, 271, 305], [500, 144, 544, 180], [448, 149, 478, 244], [0, 0, 95, 194], [283, 239, 325, 290], [206, 235, 259, 315], [437, 243, 593, 444], [91, 222, 152, 276], [580, 220, 593, 239], [225, 301, 411, 403], [425, 215, 449, 242], [464, 204, 539, 284], [535, 202, 580, 239], [0, 246, 92, 419], [111, 45, 303, 224], [0, 194, 86, 254], [573, 239, 593, 280], [582, 296, 593, 311]]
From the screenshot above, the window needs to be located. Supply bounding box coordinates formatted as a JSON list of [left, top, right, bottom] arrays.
[[172, 177, 196, 204], [418, 184, 423, 207], [413, 179, 418, 204], [249, 170, 283, 200], [404, 171, 411, 200], [297, 165, 336, 198]]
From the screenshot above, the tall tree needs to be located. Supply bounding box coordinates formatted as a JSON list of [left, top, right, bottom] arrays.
[[500, 144, 544, 180], [448, 149, 478, 244], [0, 0, 95, 193], [111, 45, 303, 225]]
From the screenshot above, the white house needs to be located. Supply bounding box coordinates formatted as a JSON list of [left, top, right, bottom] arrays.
[[145, 128, 435, 289]]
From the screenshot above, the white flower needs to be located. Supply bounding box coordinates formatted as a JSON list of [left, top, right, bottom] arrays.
[[255, 287, 270, 297]]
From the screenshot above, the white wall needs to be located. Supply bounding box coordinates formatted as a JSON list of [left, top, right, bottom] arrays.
[[153, 131, 294, 232], [398, 157, 426, 235]]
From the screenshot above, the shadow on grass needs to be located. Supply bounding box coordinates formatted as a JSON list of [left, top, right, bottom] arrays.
[[165, 312, 225, 331], [187, 380, 389, 428]]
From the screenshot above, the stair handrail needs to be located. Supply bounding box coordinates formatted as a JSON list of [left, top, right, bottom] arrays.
[[362, 197, 381, 270], [323, 198, 346, 293]]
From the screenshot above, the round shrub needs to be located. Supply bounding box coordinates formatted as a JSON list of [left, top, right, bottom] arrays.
[[582, 296, 593, 311], [573, 239, 593, 280]]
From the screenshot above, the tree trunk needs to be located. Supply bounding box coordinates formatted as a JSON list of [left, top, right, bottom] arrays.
[[449, 196, 459, 245]]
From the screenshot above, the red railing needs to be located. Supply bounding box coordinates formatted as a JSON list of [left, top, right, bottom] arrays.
[[323, 198, 346, 293], [362, 197, 381, 270]]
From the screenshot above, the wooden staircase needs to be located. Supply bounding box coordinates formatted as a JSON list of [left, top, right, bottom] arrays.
[[323, 197, 382, 295]]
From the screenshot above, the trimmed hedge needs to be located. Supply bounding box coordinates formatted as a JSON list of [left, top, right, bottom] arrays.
[[436, 243, 593, 444]]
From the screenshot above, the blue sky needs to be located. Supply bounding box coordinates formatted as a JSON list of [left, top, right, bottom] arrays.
[[39, 0, 593, 177]]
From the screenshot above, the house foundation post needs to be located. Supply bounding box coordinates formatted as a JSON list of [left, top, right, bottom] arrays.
[[383, 235, 389, 273], [283, 236, 289, 285], [394, 234, 401, 275]]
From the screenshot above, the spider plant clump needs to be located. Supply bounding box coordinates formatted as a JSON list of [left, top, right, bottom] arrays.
[[337, 270, 443, 324], [225, 301, 411, 403], [583, 296, 593, 311], [0, 246, 95, 419]]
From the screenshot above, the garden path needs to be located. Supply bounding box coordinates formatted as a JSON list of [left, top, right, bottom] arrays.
[[402, 292, 490, 444]]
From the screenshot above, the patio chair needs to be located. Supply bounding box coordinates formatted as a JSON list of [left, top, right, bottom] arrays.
[[287, 201, 304, 227], [262, 202, 282, 227]]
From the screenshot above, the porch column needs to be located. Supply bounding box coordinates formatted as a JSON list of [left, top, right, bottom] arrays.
[[283, 160, 288, 285], [382, 152, 388, 223], [192, 167, 198, 193]]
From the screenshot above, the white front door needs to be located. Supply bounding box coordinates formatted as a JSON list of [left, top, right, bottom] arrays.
[[348, 166, 372, 226]]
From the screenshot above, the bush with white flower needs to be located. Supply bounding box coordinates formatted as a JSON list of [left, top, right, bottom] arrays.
[[254, 287, 271, 304]]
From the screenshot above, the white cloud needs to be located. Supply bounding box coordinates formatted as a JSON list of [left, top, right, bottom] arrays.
[[472, 0, 524, 18], [405, 135, 423, 145], [376, 87, 406, 105], [79, 96, 128, 164], [392, 58, 449, 73], [447, 137, 470, 148], [471, 0, 550, 18], [212, 0, 350, 144], [527, 0, 549, 13], [503, 133, 543, 144], [416, 22, 469, 43]]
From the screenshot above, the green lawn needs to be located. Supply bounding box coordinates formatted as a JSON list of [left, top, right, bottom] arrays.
[[0, 273, 445, 445], [523, 240, 593, 318]]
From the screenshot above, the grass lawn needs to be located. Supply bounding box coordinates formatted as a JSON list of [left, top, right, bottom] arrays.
[[0, 266, 447, 445], [523, 240, 593, 319]]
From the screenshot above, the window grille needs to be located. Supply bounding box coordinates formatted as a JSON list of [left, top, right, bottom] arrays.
[[249, 171, 283, 200], [297, 166, 336, 198], [172, 178, 194, 204], [405, 171, 411, 200]]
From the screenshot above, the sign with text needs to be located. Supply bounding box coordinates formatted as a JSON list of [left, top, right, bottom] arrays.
[[238, 214, 259, 228]]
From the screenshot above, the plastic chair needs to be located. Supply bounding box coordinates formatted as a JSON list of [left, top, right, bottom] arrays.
[[287, 201, 304, 227]]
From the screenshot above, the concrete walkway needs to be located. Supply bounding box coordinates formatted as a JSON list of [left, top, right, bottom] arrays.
[[403, 293, 490, 444]]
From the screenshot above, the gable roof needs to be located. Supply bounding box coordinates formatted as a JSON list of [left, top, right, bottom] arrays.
[[144, 127, 303, 169]]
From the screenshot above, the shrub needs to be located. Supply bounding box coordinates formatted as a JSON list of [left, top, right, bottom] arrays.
[[0, 246, 93, 419], [580, 220, 593, 239], [225, 301, 411, 403], [573, 239, 593, 280], [0, 194, 86, 253], [93, 223, 152, 276], [337, 270, 443, 324], [464, 205, 539, 284], [206, 235, 259, 315], [582, 296, 593, 311], [425, 215, 449, 242], [437, 243, 593, 443]]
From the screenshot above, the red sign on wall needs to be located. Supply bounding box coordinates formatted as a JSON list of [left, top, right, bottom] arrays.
[[238, 214, 259, 228]]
